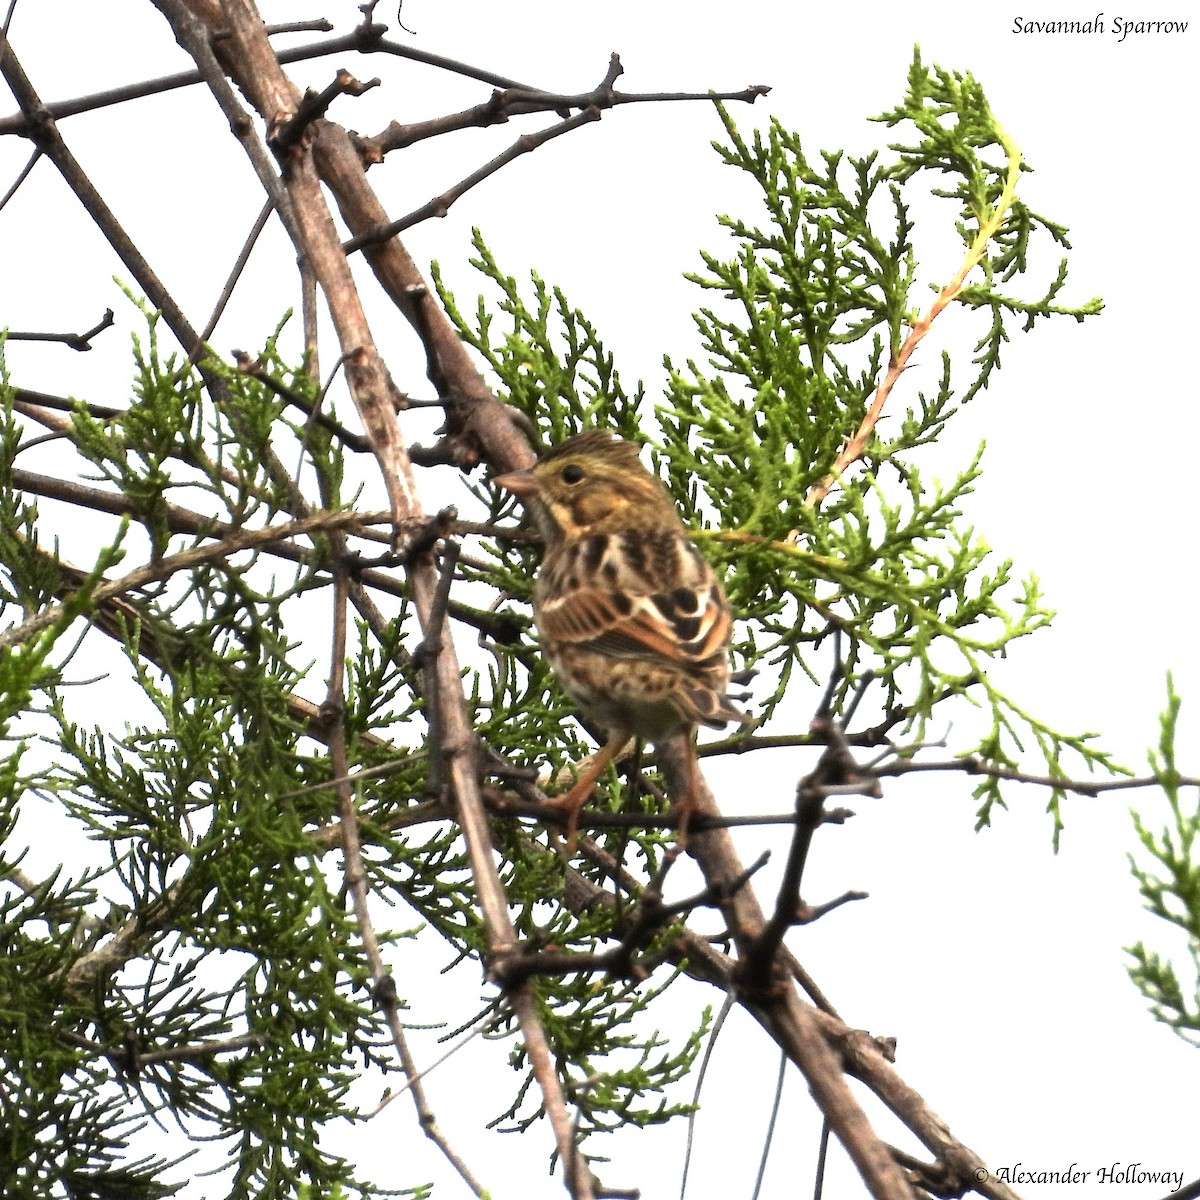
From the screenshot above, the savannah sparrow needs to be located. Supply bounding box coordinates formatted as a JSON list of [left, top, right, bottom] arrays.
[[494, 431, 744, 850]]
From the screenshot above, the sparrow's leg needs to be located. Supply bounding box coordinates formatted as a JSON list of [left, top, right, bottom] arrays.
[[547, 730, 630, 853]]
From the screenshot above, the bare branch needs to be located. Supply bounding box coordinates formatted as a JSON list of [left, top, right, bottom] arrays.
[[270, 67, 379, 153], [4, 307, 114, 351], [8, 464, 522, 641], [357, 55, 768, 160], [876, 755, 1191, 796], [651, 734, 914, 1200], [0, 142, 38, 212], [0, 507, 375, 652], [194, 200, 274, 355], [412, 527, 462, 799], [345, 107, 603, 251], [59, 1029, 269, 1068], [742, 715, 879, 991], [0, 25, 535, 138], [0, 30, 202, 353]]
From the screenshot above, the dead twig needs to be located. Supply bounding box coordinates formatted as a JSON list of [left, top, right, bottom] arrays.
[[270, 67, 379, 153], [344, 107, 603, 252], [4, 307, 114, 351]]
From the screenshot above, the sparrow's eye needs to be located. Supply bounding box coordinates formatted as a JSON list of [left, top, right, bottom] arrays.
[[560, 464, 585, 485]]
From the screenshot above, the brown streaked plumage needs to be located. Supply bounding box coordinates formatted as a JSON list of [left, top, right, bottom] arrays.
[[494, 430, 744, 851]]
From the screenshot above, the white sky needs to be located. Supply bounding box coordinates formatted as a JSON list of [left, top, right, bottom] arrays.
[[2, 2, 1198, 1198]]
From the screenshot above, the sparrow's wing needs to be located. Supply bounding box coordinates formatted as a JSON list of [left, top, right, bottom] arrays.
[[539, 577, 731, 666], [537, 531, 743, 726]]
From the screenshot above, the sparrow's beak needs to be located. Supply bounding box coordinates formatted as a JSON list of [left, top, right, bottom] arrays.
[[493, 469, 539, 498]]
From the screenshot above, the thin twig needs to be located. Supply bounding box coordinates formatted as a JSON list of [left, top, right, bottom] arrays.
[[794, 890, 869, 924], [750, 1050, 787, 1200], [252, 19, 335, 37], [876, 755, 1189, 796], [0, 507, 374, 652], [59, 1029, 268, 1067], [279, 753, 422, 802], [9, 387, 119, 419], [4, 308, 114, 351], [0, 143, 39, 213], [193, 200, 274, 357], [362, 1002, 509, 1118], [680, 994, 734, 1200], [344, 107, 603, 252], [493, 787, 867, 835], [486, 78, 771, 114], [814, 1120, 831, 1200]]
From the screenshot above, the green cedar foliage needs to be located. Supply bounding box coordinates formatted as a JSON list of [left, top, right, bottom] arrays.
[[1, 47, 1157, 1200], [438, 51, 1111, 843], [1127, 680, 1200, 1045]]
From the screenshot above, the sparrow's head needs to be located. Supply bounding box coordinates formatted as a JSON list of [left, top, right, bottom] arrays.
[[494, 431, 681, 541]]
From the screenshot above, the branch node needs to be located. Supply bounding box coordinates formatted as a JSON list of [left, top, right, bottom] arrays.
[[6, 307, 115, 352], [793, 890, 870, 925], [372, 973, 399, 1007], [393, 506, 457, 564], [270, 70, 381, 154]]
